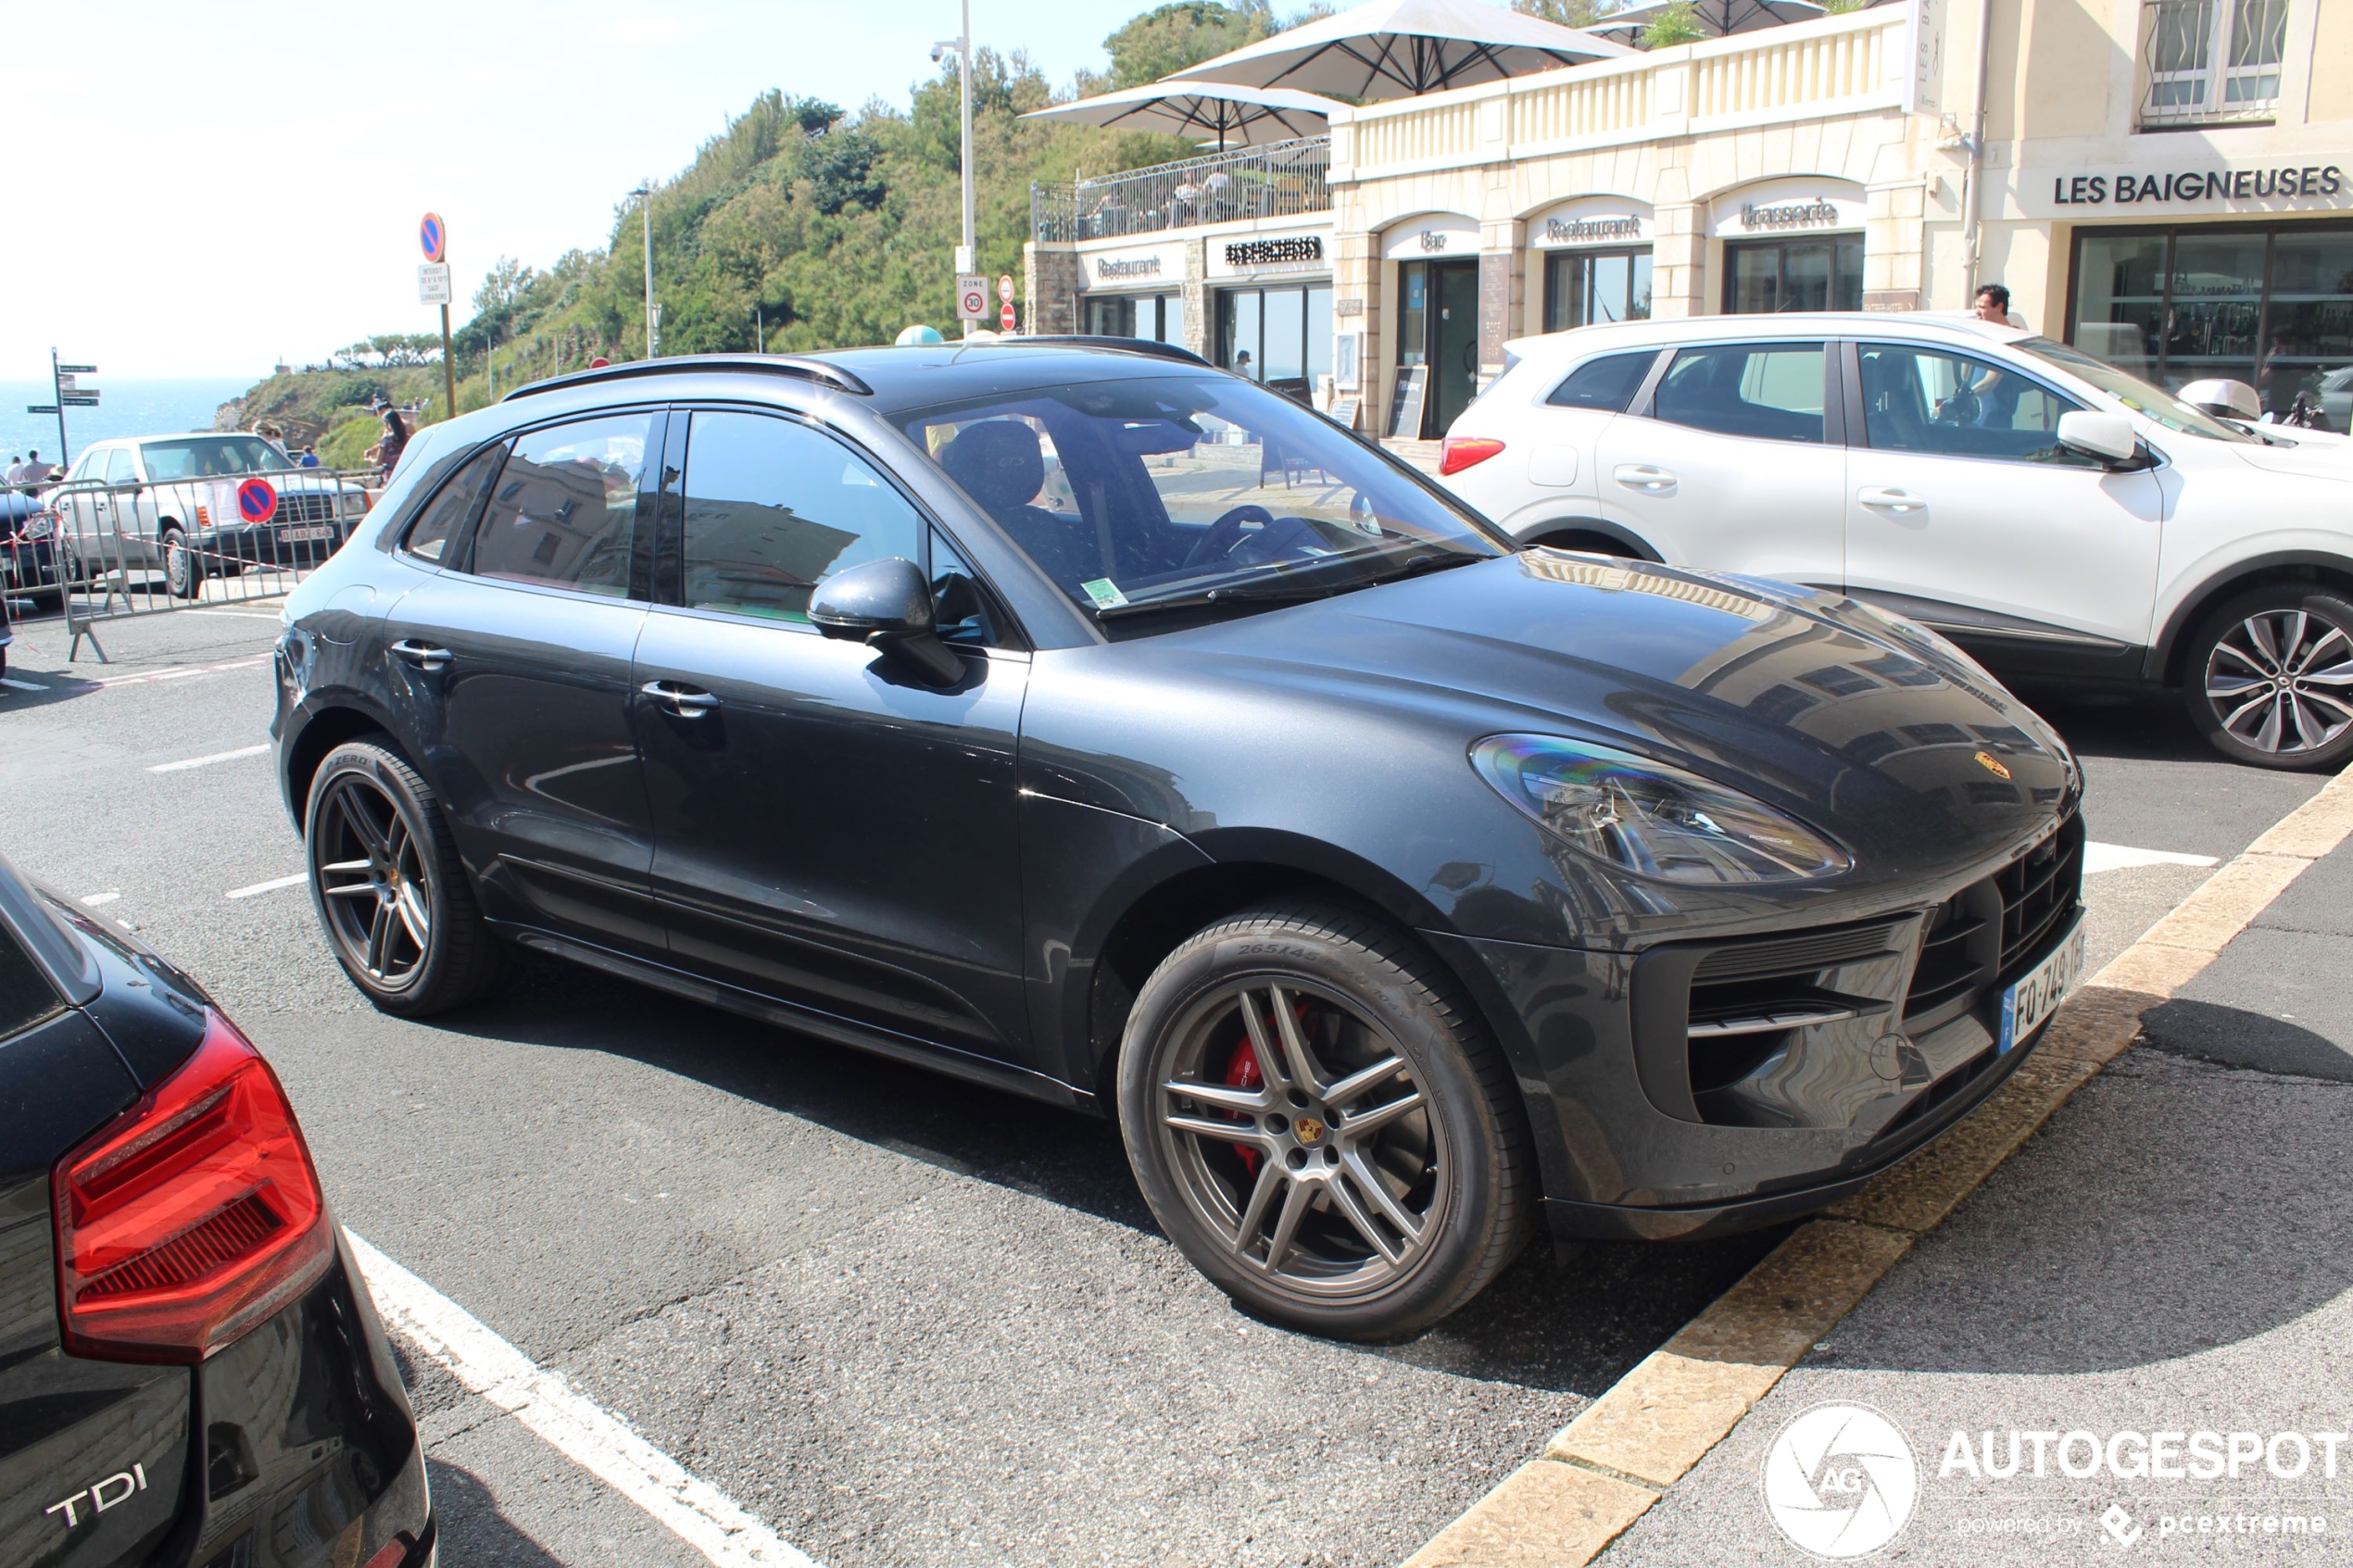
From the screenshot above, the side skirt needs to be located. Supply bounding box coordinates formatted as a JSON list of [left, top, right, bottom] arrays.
[[494, 922, 1093, 1112]]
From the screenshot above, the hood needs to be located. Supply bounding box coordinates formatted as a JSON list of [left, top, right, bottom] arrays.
[[1164, 551, 2078, 875], [2230, 426, 2353, 483]]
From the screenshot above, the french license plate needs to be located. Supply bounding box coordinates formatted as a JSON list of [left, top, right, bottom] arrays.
[[276, 525, 332, 543], [1999, 918, 2086, 1053]]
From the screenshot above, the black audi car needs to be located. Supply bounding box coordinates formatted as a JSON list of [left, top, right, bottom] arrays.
[[271, 342, 2085, 1340], [0, 853, 432, 1567]]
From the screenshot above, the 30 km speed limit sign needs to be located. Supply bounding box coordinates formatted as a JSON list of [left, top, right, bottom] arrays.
[[956, 273, 988, 321]]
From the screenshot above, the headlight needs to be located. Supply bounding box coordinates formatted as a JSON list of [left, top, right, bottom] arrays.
[[1470, 735, 1851, 885]]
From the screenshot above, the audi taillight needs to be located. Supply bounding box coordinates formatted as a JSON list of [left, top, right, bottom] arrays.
[[54, 1010, 332, 1362], [1439, 436, 1506, 476]]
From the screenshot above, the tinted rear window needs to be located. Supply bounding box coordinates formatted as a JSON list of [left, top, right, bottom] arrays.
[[1546, 351, 1657, 411], [0, 922, 61, 1039]]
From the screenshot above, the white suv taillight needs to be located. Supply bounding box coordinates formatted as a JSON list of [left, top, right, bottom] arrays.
[[1440, 437, 1506, 476]]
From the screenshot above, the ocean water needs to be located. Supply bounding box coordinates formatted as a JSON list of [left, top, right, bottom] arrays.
[[0, 379, 253, 470]]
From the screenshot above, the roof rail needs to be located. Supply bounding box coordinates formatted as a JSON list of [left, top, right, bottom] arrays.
[[503, 354, 873, 402], [978, 335, 1212, 368]]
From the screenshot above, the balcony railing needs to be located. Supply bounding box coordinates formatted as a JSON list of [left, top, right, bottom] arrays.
[[1031, 136, 1330, 245], [2139, 0, 2287, 128]]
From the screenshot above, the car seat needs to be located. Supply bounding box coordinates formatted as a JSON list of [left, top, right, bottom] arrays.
[[937, 420, 1101, 595]]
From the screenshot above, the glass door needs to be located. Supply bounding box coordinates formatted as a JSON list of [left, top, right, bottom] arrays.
[[1724, 237, 1864, 314]]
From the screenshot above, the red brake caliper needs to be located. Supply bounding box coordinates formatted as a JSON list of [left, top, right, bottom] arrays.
[[1223, 1035, 1263, 1175]]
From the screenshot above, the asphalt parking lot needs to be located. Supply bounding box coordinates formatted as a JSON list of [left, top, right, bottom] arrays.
[[0, 603, 2325, 1568]]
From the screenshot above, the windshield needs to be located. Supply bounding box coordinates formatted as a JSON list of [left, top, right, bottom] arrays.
[[140, 436, 296, 480], [893, 373, 1503, 620], [2010, 337, 2255, 444]]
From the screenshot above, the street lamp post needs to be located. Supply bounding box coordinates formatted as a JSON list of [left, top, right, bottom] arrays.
[[932, 2, 976, 338], [631, 182, 660, 358]]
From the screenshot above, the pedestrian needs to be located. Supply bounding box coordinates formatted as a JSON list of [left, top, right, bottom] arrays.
[[14, 451, 52, 485], [1973, 282, 2022, 329], [2, 458, 19, 486], [372, 405, 409, 481], [298, 445, 321, 468], [253, 420, 290, 460]]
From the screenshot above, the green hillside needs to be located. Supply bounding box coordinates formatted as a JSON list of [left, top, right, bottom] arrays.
[[229, 3, 1317, 433]]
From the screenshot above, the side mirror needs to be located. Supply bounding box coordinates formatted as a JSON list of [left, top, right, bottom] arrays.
[[2057, 409, 2145, 469], [808, 556, 963, 685]]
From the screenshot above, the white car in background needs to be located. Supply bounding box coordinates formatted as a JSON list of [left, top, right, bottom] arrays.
[[1436, 312, 2353, 770]]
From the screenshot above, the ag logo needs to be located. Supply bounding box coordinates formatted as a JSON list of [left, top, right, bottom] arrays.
[[1761, 1402, 1918, 1559]]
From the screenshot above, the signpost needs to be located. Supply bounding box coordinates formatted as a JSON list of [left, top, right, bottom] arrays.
[[28, 352, 95, 465], [956, 273, 988, 322], [421, 211, 458, 420]]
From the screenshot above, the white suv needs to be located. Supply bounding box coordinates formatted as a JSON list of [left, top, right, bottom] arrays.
[[1438, 312, 2353, 770]]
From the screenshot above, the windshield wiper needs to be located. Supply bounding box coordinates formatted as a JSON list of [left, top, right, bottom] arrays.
[[1090, 577, 1349, 620]]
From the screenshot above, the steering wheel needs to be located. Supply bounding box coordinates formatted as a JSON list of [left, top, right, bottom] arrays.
[[1933, 389, 1982, 426], [1183, 504, 1275, 569]]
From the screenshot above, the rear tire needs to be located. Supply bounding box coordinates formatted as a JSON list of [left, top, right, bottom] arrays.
[[305, 739, 508, 1015], [2183, 584, 2353, 770], [1116, 901, 1533, 1341]]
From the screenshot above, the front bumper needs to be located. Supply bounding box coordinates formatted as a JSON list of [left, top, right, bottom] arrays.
[[1431, 812, 2086, 1236]]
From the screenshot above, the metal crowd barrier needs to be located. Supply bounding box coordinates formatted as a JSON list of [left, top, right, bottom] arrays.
[[3, 467, 379, 661]]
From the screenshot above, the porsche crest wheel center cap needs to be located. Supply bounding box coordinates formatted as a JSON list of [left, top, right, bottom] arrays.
[[1294, 1116, 1327, 1146]]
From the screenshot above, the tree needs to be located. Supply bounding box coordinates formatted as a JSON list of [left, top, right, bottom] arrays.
[[1100, 2, 1275, 89], [1639, 0, 1705, 46], [473, 256, 537, 317], [1513, 0, 1618, 27]]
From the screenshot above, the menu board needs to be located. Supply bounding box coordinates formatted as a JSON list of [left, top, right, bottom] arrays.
[[1385, 365, 1428, 439]]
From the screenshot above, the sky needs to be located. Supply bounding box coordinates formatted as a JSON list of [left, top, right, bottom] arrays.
[[1, 0, 1265, 383]]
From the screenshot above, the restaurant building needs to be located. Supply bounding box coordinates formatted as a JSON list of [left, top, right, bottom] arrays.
[[1027, 0, 2353, 437]]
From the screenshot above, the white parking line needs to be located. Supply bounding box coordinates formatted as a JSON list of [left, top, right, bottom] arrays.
[[87, 655, 271, 688], [2084, 840, 2221, 875], [149, 743, 271, 772], [345, 1232, 821, 1568], [183, 609, 284, 621], [0, 676, 48, 691], [224, 872, 308, 899], [81, 891, 120, 907]]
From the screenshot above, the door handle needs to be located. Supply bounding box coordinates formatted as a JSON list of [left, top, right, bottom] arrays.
[[389, 639, 452, 671], [640, 680, 720, 717], [1856, 486, 1927, 515], [1613, 463, 1678, 494]]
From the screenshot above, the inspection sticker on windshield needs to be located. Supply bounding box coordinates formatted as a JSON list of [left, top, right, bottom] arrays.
[[1999, 917, 2085, 1053], [1080, 578, 1130, 610]]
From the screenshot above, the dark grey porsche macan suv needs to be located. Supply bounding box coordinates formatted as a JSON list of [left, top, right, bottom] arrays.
[[273, 340, 2086, 1339]]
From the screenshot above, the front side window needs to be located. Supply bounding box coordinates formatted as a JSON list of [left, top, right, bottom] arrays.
[[103, 449, 139, 486], [1856, 344, 2093, 464], [468, 414, 650, 596], [1547, 350, 1657, 412], [679, 411, 925, 623], [1653, 343, 1826, 443], [896, 373, 1502, 622], [138, 437, 293, 479]]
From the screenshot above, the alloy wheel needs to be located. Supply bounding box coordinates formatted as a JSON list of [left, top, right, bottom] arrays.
[[312, 774, 434, 988], [2204, 608, 2353, 757], [1153, 979, 1447, 1300]]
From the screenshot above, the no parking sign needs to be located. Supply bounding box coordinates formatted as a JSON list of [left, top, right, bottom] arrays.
[[236, 477, 278, 524]]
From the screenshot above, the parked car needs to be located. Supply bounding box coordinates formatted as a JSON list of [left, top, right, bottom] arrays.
[[1437, 312, 2353, 770], [1, 485, 58, 609], [273, 344, 2083, 1339], [47, 435, 370, 598], [0, 850, 434, 1565]]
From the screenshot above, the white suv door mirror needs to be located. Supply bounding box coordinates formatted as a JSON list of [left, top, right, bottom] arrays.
[[2056, 410, 2142, 467]]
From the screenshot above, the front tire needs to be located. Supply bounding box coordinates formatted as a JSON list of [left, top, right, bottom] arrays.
[[1117, 902, 1533, 1341], [305, 739, 507, 1015], [162, 528, 203, 599], [2184, 584, 2353, 770]]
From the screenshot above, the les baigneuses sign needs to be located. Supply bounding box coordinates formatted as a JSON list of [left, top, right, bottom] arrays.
[[2047, 162, 2346, 207]]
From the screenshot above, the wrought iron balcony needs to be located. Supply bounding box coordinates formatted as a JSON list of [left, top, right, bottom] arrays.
[[2139, 0, 2287, 128], [1031, 136, 1331, 245]]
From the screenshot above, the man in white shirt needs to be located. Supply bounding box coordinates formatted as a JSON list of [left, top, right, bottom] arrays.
[[3, 458, 22, 485], [13, 452, 54, 485]]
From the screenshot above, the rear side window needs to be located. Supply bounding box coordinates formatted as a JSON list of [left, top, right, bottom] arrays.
[[401, 444, 507, 563], [1653, 342, 1826, 444], [104, 449, 139, 485], [1546, 351, 1656, 412], [467, 415, 652, 596], [678, 411, 925, 623], [0, 922, 62, 1040]]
